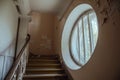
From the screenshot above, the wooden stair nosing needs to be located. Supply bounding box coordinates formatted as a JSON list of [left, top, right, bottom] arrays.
[[24, 74, 67, 78], [28, 59, 58, 62], [28, 60, 59, 62], [26, 68, 64, 71], [29, 55, 58, 58], [29, 57, 58, 59], [28, 62, 60, 65], [29, 57, 57, 59], [27, 64, 61, 66]]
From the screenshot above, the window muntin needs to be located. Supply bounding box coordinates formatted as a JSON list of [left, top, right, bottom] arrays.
[[70, 10, 98, 66]]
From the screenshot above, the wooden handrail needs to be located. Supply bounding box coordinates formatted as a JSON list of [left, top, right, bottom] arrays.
[[5, 34, 30, 80], [14, 17, 21, 58]]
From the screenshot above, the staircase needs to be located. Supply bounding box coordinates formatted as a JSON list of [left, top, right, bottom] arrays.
[[23, 55, 70, 80]]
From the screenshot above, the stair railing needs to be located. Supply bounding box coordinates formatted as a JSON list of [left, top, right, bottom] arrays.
[[5, 34, 30, 80]]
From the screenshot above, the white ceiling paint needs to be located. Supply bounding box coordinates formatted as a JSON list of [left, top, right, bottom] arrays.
[[29, 0, 73, 13]]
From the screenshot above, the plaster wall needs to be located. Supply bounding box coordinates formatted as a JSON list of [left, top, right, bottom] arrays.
[[0, 0, 18, 79], [54, 0, 120, 80], [29, 12, 55, 55]]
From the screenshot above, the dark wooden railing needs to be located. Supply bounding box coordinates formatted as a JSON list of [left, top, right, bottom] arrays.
[[5, 34, 30, 80]]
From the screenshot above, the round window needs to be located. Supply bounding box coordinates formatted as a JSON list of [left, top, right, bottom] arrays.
[[61, 4, 99, 70], [70, 10, 98, 66]]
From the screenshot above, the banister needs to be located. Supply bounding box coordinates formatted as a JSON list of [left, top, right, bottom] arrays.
[[5, 34, 30, 80]]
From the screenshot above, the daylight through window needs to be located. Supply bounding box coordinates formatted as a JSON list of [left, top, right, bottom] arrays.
[[70, 10, 98, 66]]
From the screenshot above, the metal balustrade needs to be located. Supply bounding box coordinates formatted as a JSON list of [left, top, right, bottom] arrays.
[[5, 34, 30, 80]]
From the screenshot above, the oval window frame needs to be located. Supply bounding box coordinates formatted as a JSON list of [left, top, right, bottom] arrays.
[[69, 9, 99, 66], [61, 3, 99, 70]]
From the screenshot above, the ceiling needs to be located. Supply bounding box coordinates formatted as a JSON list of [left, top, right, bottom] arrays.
[[29, 0, 73, 13]]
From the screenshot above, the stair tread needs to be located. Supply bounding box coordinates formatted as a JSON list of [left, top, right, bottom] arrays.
[[29, 59, 58, 61], [28, 60, 59, 62], [26, 68, 64, 71], [28, 63, 60, 64], [27, 64, 60, 66], [26, 67, 62, 70], [24, 55, 70, 80], [30, 56, 57, 58], [29, 55, 58, 58], [24, 73, 66, 78], [28, 63, 60, 65]]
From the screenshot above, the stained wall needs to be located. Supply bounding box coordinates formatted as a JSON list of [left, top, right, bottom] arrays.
[[54, 0, 120, 80], [29, 12, 55, 55]]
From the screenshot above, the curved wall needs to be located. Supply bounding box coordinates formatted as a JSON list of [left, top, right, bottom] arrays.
[[54, 0, 120, 80], [0, 0, 18, 79]]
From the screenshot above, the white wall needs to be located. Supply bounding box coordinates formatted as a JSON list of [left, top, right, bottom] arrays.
[[18, 0, 31, 14], [0, 0, 18, 79], [16, 16, 30, 56]]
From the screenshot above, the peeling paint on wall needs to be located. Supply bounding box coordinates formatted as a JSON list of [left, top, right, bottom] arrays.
[[54, 0, 120, 80], [89, 0, 100, 8], [94, 0, 100, 7], [98, 0, 120, 25]]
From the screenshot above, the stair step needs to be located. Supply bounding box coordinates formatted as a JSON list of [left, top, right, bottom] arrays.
[[23, 75, 68, 80], [28, 61, 59, 64], [24, 74, 67, 78], [28, 61, 60, 64], [27, 66, 61, 68], [27, 64, 61, 67], [23, 77, 68, 80], [29, 59, 58, 61], [23, 77, 67, 80], [29, 56, 58, 59], [24, 55, 70, 80], [26, 68, 64, 74], [26, 68, 64, 71], [29, 55, 58, 58], [30, 56, 57, 59], [27, 65, 61, 68], [27, 66, 62, 68]]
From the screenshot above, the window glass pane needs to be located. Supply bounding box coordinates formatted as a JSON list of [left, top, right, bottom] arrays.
[[78, 19, 85, 65], [83, 15, 91, 62], [71, 26, 79, 62], [89, 12, 98, 52], [70, 10, 98, 66]]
